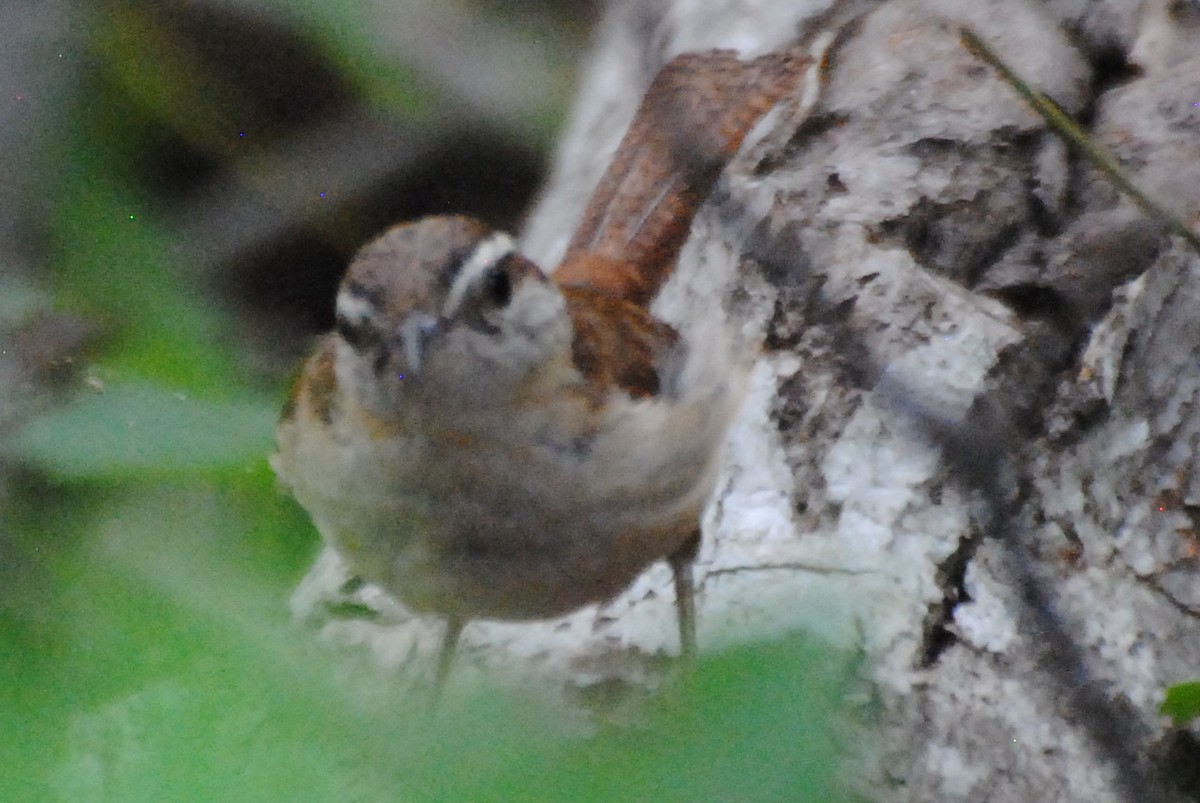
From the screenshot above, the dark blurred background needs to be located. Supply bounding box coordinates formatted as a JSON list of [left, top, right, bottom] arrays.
[[0, 0, 596, 795], [3, 0, 597, 379]]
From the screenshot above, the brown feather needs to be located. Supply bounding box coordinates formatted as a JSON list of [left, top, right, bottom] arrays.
[[561, 285, 678, 400], [557, 47, 820, 307], [283, 339, 338, 427], [551, 253, 659, 305]]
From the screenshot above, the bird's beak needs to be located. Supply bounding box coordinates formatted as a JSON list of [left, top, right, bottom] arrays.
[[397, 311, 439, 375]]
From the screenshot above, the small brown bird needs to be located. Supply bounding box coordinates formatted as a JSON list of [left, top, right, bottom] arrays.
[[273, 36, 832, 685]]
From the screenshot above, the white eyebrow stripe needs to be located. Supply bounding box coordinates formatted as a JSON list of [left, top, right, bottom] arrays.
[[335, 287, 376, 325], [442, 232, 516, 318]]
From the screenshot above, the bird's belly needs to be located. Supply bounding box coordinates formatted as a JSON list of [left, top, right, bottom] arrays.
[[334, 453, 706, 620], [280, 390, 729, 622]]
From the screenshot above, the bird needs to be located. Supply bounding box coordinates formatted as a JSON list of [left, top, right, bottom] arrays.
[[272, 33, 835, 687]]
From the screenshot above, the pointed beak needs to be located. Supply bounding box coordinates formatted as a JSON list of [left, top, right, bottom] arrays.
[[397, 311, 439, 375]]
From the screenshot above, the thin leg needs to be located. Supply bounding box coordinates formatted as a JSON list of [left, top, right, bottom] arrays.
[[434, 614, 465, 694], [667, 530, 701, 661]]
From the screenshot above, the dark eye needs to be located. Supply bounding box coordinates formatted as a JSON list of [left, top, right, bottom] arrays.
[[335, 280, 385, 352], [481, 262, 512, 307], [335, 313, 368, 348]]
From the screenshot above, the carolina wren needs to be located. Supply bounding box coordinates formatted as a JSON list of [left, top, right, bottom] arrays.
[[273, 39, 830, 685]]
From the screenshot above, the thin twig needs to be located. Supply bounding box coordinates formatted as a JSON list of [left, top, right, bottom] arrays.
[[960, 26, 1200, 254]]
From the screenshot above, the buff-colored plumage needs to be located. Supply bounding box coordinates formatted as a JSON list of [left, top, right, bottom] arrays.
[[273, 36, 832, 684]]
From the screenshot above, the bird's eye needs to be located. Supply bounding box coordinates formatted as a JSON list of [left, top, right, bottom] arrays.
[[335, 313, 370, 349], [441, 234, 520, 334], [334, 282, 384, 352], [480, 260, 513, 308]]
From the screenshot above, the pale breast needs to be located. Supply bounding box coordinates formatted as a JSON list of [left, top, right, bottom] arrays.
[[274, 337, 741, 621]]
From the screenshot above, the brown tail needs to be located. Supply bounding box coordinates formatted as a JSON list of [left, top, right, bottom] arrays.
[[553, 37, 833, 307]]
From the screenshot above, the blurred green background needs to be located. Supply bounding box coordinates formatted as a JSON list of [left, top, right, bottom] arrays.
[[1, 1, 862, 799]]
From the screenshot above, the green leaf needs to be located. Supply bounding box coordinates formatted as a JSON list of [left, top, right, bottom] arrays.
[[1160, 681, 1200, 726], [9, 381, 278, 479]]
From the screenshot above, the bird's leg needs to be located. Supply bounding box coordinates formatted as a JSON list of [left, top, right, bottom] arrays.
[[434, 614, 465, 695], [667, 530, 702, 661]]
